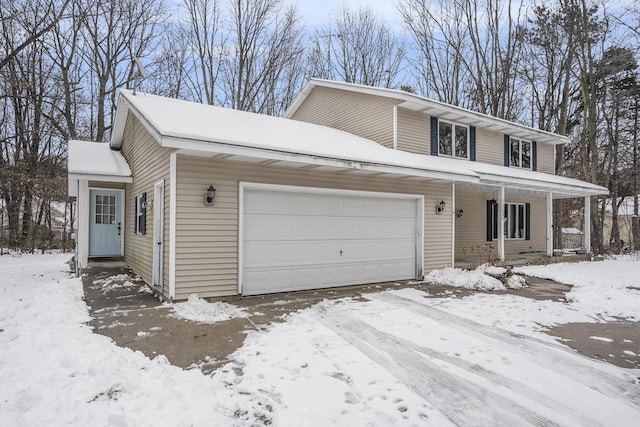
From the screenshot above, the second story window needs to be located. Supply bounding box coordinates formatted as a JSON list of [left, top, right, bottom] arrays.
[[438, 121, 468, 159], [510, 138, 531, 169]]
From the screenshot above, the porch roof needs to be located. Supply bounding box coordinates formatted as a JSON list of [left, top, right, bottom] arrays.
[[67, 140, 132, 196]]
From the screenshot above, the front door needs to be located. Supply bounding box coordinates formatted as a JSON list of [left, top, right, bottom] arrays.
[[89, 189, 122, 257]]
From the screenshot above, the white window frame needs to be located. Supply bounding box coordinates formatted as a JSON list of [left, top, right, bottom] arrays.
[[509, 137, 532, 169], [438, 120, 469, 159], [503, 202, 526, 240]]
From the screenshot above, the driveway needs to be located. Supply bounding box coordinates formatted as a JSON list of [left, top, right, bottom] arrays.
[[83, 267, 640, 425]]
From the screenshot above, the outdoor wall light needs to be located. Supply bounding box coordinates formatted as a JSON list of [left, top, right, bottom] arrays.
[[436, 200, 446, 214], [205, 185, 216, 205], [457, 209, 464, 218]]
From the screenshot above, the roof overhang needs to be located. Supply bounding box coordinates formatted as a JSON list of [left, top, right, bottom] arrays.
[[285, 79, 569, 146], [67, 140, 133, 197]]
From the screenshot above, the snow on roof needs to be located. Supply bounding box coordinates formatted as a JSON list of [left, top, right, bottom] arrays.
[[562, 228, 584, 235], [470, 162, 608, 197], [286, 79, 570, 146], [107, 89, 607, 197], [68, 140, 132, 179], [111, 90, 478, 182]]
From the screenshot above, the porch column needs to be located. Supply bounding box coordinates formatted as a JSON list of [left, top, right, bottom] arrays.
[[584, 195, 591, 254], [546, 192, 553, 256], [498, 185, 505, 261]]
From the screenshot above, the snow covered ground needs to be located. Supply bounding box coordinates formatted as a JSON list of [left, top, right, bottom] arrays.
[[1, 254, 639, 426]]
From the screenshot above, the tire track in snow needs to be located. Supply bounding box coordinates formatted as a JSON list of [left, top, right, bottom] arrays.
[[316, 306, 566, 427], [369, 292, 640, 408]]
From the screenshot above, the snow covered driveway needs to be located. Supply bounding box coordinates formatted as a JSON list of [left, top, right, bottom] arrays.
[[316, 292, 640, 426], [2, 254, 640, 426]]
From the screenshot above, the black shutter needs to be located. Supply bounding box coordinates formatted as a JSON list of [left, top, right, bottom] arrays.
[[486, 200, 493, 241], [504, 134, 510, 166], [140, 192, 147, 235], [532, 141, 537, 171], [470, 126, 476, 161], [525, 202, 531, 241], [134, 196, 138, 234], [430, 116, 438, 156]]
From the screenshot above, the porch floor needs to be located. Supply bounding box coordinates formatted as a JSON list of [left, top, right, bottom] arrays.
[[455, 252, 591, 269]]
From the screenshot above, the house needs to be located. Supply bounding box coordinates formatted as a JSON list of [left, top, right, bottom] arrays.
[[67, 79, 608, 300], [603, 196, 638, 250]]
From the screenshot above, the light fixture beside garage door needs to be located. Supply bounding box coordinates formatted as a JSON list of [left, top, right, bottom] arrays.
[[204, 185, 216, 206], [436, 200, 446, 214]]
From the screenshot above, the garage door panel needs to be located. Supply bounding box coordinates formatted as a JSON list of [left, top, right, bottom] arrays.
[[242, 187, 420, 295]]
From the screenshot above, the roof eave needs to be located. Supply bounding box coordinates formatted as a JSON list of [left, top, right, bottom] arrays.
[[163, 135, 479, 184]]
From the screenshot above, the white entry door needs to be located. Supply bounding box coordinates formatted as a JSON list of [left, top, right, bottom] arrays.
[[89, 189, 123, 257], [241, 185, 421, 295], [152, 181, 164, 291]]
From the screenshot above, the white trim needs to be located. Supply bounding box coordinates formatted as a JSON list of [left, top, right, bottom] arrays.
[[88, 187, 125, 258], [392, 105, 398, 150], [584, 196, 591, 254], [451, 183, 456, 267], [78, 180, 89, 268], [546, 192, 553, 256], [152, 180, 165, 292], [169, 153, 177, 300], [436, 120, 470, 160], [165, 137, 479, 184], [69, 173, 133, 183], [238, 182, 425, 295]]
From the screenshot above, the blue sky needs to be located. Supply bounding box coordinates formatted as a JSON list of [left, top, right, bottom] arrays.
[[294, 0, 404, 30]]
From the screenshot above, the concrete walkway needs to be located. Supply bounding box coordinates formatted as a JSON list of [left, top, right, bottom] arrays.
[[82, 267, 640, 375]]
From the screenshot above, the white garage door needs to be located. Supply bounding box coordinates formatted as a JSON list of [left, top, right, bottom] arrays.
[[241, 185, 421, 295]]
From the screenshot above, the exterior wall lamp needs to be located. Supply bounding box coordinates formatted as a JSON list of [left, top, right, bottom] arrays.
[[436, 200, 446, 214], [457, 209, 464, 218], [205, 185, 216, 205]]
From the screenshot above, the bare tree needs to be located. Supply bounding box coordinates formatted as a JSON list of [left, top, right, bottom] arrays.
[[221, 0, 305, 114], [180, 0, 224, 105], [77, 0, 165, 142], [310, 5, 405, 88], [399, 0, 470, 105]]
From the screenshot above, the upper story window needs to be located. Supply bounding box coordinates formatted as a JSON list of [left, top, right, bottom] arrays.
[[509, 138, 531, 169], [438, 121, 468, 159]]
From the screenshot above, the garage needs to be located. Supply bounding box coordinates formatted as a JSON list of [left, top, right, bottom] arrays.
[[240, 184, 423, 295]]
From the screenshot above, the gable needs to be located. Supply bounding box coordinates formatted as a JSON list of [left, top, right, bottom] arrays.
[[289, 86, 398, 148]]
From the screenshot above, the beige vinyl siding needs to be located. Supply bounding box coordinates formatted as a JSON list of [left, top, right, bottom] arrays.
[[396, 108, 429, 155], [88, 181, 125, 190], [475, 127, 504, 166], [290, 86, 398, 148], [175, 155, 453, 299], [535, 142, 554, 174], [120, 112, 174, 299], [455, 189, 547, 262]]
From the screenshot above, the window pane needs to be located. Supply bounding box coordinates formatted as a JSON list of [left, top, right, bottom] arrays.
[[503, 204, 508, 237], [511, 139, 520, 167], [96, 214, 102, 224], [521, 141, 531, 169], [518, 204, 525, 238], [492, 203, 498, 239], [509, 204, 517, 238], [455, 125, 467, 158], [96, 195, 103, 204], [96, 204, 102, 214], [439, 122, 452, 156]]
